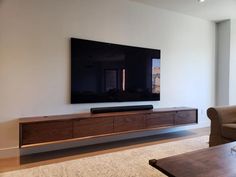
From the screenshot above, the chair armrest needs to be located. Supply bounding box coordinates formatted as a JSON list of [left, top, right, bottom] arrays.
[[207, 106, 236, 124]]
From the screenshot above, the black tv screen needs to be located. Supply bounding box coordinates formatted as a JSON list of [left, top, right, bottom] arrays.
[[71, 38, 161, 103]]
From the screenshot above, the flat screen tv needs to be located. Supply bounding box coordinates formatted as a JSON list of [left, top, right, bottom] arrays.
[[71, 38, 161, 103]]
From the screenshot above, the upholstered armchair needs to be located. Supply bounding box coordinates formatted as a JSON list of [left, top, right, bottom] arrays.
[[207, 105, 236, 147]]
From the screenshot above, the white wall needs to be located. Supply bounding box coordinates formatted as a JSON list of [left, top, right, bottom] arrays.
[[229, 19, 236, 104], [0, 0, 215, 150], [215, 19, 236, 106], [215, 20, 230, 105]]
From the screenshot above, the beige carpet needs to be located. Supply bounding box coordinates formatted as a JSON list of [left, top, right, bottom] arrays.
[[0, 136, 209, 177]]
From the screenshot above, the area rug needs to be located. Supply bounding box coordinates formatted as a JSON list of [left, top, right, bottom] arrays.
[[0, 136, 209, 177]]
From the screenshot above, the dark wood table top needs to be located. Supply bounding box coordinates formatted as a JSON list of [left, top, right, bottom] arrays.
[[149, 142, 236, 177]]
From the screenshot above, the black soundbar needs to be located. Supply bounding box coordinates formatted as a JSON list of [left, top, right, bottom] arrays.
[[90, 105, 153, 114]]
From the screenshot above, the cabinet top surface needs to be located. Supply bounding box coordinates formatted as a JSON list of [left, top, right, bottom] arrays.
[[19, 107, 197, 123]]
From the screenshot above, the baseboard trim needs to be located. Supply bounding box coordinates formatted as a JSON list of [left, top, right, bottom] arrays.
[[0, 146, 19, 159]]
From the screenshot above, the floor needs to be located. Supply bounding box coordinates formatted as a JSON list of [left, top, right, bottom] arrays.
[[0, 127, 209, 173]]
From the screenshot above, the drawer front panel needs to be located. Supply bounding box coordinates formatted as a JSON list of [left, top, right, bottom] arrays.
[[21, 121, 73, 145], [175, 110, 197, 125], [146, 112, 175, 128], [73, 117, 114, 138], [114, 115, 145, 132]]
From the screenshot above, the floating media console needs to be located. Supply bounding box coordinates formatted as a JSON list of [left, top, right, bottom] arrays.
[[19, 107, 198, 148]]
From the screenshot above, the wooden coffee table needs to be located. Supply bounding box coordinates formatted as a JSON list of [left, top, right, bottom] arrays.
[[149, 142, 236, 177]]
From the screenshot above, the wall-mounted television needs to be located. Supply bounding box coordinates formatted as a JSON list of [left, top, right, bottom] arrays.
[[71, 38, 161, 103]]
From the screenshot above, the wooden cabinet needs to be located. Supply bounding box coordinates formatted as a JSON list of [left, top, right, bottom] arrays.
[[21, 121, 73, 146], [175, 110, 197, 125], [73, 117, 113, 138], [114, 115, 145, 132], [19, 107, 198, 148], [146, 112, 175, 128]]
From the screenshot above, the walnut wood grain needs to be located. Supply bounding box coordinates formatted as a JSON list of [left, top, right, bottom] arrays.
[[149, 142, 236, 177], [21, 121, 73, 145], [175, 110, 197, 125], [114, 115, 145, 132], [146, 112, 175, 128], [73, 117, 114, 138]]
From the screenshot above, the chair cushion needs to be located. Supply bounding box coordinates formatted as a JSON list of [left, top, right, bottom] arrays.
[[222, 124, 236, 140]]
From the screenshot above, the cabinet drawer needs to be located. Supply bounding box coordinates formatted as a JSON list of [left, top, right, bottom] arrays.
[[73, 117, 114, 138], [114, 115, 145, 132], [21, 121, 73, 146], [146, 112, 175, 128], [175, 110, 197, 125]]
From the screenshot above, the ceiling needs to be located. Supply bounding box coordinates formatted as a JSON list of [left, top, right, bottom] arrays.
[[132, 0, 236, 22]]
